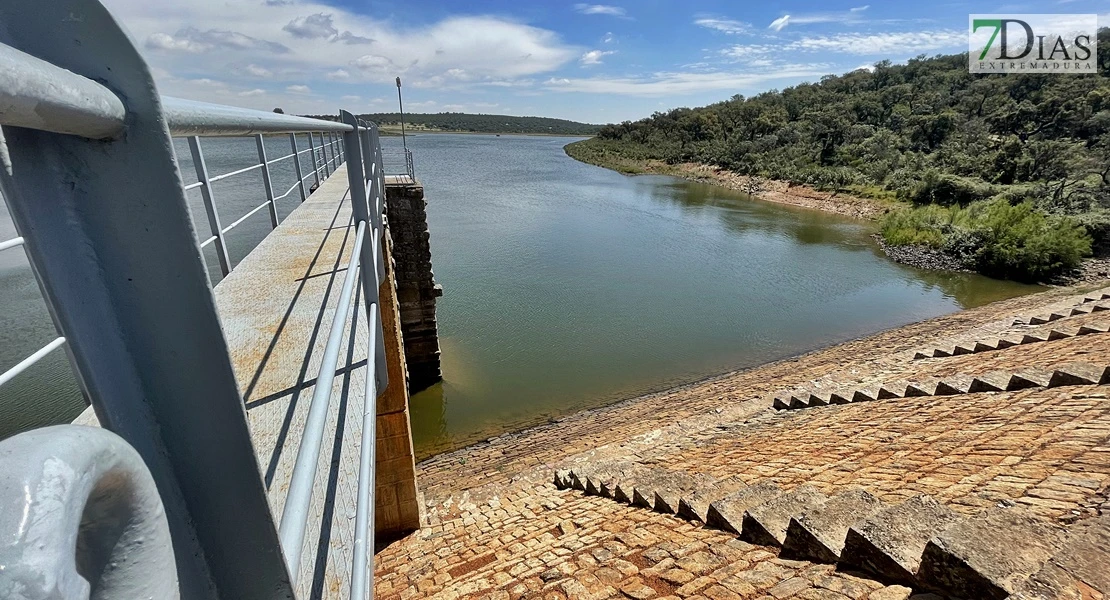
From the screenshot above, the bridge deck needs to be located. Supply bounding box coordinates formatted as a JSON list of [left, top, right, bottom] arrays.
[[215, 164, 368, 598]]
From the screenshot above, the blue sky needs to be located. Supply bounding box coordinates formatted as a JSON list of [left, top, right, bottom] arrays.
[[102, 0, 1106, 123]]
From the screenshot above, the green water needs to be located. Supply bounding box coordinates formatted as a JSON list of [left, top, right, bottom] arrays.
[[0, 134, 1041, 454], [402, 134, 1040, 459]]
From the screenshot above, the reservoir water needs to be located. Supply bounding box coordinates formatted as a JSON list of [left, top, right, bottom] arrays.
[[0, 133, 1040, 457]]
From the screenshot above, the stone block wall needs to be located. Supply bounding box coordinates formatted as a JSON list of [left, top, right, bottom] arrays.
[[375, 230, 421, 541], [384, 183, 442, 392]]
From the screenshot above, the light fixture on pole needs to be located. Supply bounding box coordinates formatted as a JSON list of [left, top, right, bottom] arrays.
[[396, 77, 407, 151]]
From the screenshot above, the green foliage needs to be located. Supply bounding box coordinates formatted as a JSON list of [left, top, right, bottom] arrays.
[[573, 31, 1110, 280], [880, 199, 1092, 281], [357, 112, 601, 135]]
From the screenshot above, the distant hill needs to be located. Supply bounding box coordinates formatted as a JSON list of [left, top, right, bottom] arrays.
[[359, 112, 601, 136]]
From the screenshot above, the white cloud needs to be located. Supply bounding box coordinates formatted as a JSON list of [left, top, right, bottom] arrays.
[[573, 4, 627, 17], [244, 63, 272, 77], [341, 94, 361, 102], [769, 16, 792, 32], [791, 30, 965, 55], [286, 84, 311, 93], [281, 13, 373, 44], [545, 67, 828, 96], [116, 0, 580, 110], [283, 13, 338, 39], [335, 31, 374, 44], [603, 32, 615, 44], [145, 28, 289, 54], [238, 88, 266, 97], [580, 49, 615, 66], [694, 18, 753, 35], [768, 6, 871, 31], [351, 54, 393, 71]]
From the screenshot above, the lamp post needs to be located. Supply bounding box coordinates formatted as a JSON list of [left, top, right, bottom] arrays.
[[396, 77, 407, 151]]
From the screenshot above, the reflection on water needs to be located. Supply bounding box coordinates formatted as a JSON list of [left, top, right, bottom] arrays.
[[405, 134, 1040, 460]]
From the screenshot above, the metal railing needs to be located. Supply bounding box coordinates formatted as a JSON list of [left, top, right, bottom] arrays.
[[0, 1, 397, 597], [382, 148, 416, 181]]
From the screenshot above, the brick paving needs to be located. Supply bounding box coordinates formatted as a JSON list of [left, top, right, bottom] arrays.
[[376, 283, 1110, 599]]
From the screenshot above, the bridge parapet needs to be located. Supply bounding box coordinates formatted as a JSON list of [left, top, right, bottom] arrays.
[[0, 0, 420, 596]]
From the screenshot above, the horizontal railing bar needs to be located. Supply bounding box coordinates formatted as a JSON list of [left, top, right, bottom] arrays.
[[274, 180, 300, 202], [0, 43, 126, 139], [350, 297, 379, 600], [0, 336, 66, 387], [209, 162, 264, 183], [163, 97, 352, 137], [221, 201, 270, 234], [199, 235, 217, 248], [0, 237, 25, 252], [278, 219, 366, 584], [263, 150, 299, 167], [183, 181, 203, 191]]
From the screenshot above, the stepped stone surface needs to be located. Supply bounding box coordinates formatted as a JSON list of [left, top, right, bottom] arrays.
[[917, 507, 1068, 599], [741, 485, 829, 547], [704, 481, 782, 534], [371, 284, 1110, 599], [677, 475, 749, 522], [637, 469, 715, 514], [840, 495, 961, 585], [1013, 515, 1110, 599], [782, 488, 885, 564]]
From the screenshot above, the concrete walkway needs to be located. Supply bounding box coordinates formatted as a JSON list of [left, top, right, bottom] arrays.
[[213, 164, 370, 598]]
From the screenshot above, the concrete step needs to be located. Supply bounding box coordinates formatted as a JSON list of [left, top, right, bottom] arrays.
[[630, 468, 714, 513], [583, 462, 647, 498], [839, 495, 960, 586], [774, 362, 1109, 412], [704, 482, 782, 534], [1078, 322, 1110, 335], [917, 507, 1068, 600], [1047, 362, 1110, 387], [677, 475, 749, 522], [1012, 515, 1110, 600], [740, 484, 828, 547], [967, 370, 1017, 393], [781, 488, 885, 564]]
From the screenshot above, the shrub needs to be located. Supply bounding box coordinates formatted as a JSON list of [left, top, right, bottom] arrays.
[[880, 198, 1092, 281], [907, 171, 996, 206], [971, 200, 1092, 281], [879, 204, 954, 247]]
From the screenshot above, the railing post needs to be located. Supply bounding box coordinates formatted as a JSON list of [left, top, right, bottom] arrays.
[[289, 133, 307, 202], [0, 2, 296, 597], [255, 134, 279, 228], [319, 132, 331, 178], [187, 137, 231, 276], [359, 120, 374, 186], [328, 132, 338, 170], [307, 132, 321, 186], [340, 112, 383, 351]]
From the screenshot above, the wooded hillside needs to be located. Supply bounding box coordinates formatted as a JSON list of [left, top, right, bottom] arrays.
[[361, 112, 601, 135], [567, 30, 1110, 281]]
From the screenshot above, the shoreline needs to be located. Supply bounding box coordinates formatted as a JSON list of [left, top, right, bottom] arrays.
[[562, 145, 896, 220]]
